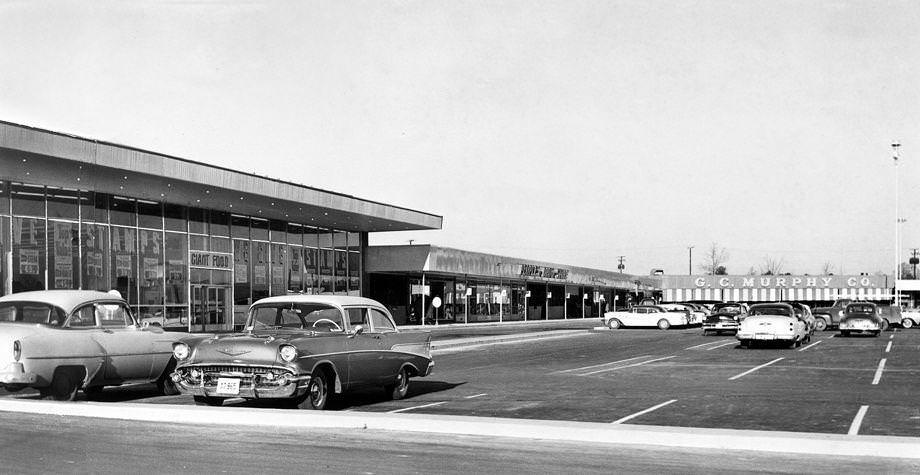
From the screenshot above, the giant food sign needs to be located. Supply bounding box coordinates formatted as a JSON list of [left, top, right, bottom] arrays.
[[669, 275, 888, 289]]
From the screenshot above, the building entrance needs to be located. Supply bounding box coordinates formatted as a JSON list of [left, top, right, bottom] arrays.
[[191, 285, 232, 332]]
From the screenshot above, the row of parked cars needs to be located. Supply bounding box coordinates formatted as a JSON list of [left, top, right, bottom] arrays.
[[0, 290, 433, 409], [603, 300, 899, 348]]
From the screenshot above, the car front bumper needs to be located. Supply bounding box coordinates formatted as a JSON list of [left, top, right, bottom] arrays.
[[171, 366, 309, 399], [703, 322, 739, 331], [0, 363, 39, 386]]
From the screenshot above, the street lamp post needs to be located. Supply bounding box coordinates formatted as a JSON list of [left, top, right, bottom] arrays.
[[894, 142, 901, 308], [688, 245, 694, 275], [496, 262, 503, 323]]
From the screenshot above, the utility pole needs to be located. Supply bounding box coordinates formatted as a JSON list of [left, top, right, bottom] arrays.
[[893, 142, 901, 308], [616, 256, 626, 272], [911, 248, 919, 279], [688, 245, 694, 275]]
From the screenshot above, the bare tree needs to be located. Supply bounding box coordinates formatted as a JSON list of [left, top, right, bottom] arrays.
[[821, 261, 834, 275], [698, 242, 729, 275], [760, 256, 785, 275]]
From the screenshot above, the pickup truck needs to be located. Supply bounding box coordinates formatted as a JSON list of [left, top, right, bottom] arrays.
[[813, 299, 906, 331]]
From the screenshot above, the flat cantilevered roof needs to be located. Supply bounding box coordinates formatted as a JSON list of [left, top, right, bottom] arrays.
[[0, 120, 442, 232]]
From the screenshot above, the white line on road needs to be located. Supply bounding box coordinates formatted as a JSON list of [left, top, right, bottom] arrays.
[[885, 342, 892, 353], [706, 340, 740, 351], [848, 405, 869, 435], [890, 334, 895, 340], [581, 356, 677, 376], [612, 399, 678, 424], [872, 359, 887, 385], [464, 393, 487, 399], [728, 358, 785, 381], [387, 401, 447, 413], [685, 340, 732, 350], [558, 355, 651, 373], [798, 339, 825, 352]]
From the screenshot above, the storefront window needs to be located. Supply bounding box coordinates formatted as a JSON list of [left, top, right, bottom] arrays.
[[251, 218, 269, 241], [287, 224, 303, 246], [111, 226, 138, 304], [231, 215, 250, 239], [270, 243, 287, 296], [334, 250, 347, 293], [109, 196, 137, 227], [80, 191, 108, 223], [303, 247, 318, 294], [81, 223, 109, 291], [1, 217, 10, 295], [164, 203, 187, 232], [303, 226, 320, 248], [49, 221, 79, 289], [252, 241, 270, 301], [548, 285, 565, 319], [11, 183, 45, 217], [12, 217, 45, 292], [233, 239, 251, 309], [0, 181, 9, 214], [347, 232, 360, 252], [319, 249, 333, 294], [137, 200, 162, 229], [46, 187, 79, 220], [210, 210, 230, 237], [139, 230, 164, 306], [288, 246, 303, 292], [348, 251, 360, 295], [189, 235, 207, 251], [270, 220, 286, 244], [165, 232, 187, 305], [210, 236, 231, 253], [188, 207, 208, 235]]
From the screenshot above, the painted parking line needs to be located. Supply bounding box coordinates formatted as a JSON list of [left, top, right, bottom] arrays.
[[685, 340, 732, 350], [885, 341, 893, 353], [890, 334, 895, 340], [387, 401, 447, 413], [612, 399, 678, 425], [706, 340, 739, 351], [728, 357, 785, 381], [464, 393, 487, 399], [557, 355, 652, 374], [872, 358, 887, 385], [798, 339, 825, 352], [580, 356, 677, 376], [848, 405, 869, 435]]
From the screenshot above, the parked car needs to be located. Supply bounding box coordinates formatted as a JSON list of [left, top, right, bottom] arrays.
[[0, 290, 182, 400], [170, 295, 433, 409], [702, 302, 749, 335], [839, 302, 884, 337], [786, 302, 816, 340], [900, 310, 920, 329], [736, 303, 808, 348], [659, 303, 703, 325], [679, 303, 709, 324], [603, 305, 691, 330]]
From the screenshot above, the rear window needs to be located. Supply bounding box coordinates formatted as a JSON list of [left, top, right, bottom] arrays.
[[750, 306, 792, 317], [0, 302, 67, 327], [847, 304, 876, 314]]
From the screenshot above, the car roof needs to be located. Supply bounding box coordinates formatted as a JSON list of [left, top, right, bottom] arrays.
[[250, 294, 386, 310], [0, 290, 125, 314]]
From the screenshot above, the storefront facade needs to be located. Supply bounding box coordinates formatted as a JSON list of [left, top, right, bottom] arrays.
[[0, 121, 441, 331], [659, 274, 893, 304], [366, 245, 656, 325]]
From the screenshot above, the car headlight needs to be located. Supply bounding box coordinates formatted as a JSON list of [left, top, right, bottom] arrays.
[[173, 342, 190, 361], [279, 344, 298, 362], [13, 340, 21, 362]]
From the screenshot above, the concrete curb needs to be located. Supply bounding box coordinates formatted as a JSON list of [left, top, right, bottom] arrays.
[[1, 399, 919, 459]]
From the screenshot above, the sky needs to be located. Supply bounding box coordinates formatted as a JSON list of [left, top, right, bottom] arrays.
[[2, 0, 919, 276]]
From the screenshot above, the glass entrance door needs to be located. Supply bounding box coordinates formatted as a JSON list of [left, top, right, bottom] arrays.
[[191, 285, 231, 332]]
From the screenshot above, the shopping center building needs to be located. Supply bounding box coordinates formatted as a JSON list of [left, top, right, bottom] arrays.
[[0, 121, 442, 331], [366, 245, 658, 325], [657, 274, 894, 304]]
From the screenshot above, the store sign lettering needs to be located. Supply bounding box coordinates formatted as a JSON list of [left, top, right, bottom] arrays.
[[519, 264, 569, 280], [692, 276, 878, 288], [189, 251, 231, 270]]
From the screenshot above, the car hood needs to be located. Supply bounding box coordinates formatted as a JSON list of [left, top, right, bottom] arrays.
[[184, 330, 343, 366]]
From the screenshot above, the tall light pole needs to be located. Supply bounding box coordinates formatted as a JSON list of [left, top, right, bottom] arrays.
[[893, 142, 901, 308], [496, 262, 503, 322], [688, 245, 694, 275]]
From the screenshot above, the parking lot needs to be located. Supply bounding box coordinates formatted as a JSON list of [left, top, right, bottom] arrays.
[[5, 324, 917, 439]]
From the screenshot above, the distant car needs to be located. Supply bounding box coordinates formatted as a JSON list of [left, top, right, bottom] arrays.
[[170, 295, 433, 409], [0, 290, 182, 400], [603, 305, 691, 330], [839, 302, 884, 337], [702, 302, 749, 335], [736, 303, 808, 348], [786, 302, 816, 340], [661, 303, 704, 325]]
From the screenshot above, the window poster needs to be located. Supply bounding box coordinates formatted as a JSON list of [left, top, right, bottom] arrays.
[[19, 248, 39, 275], [235, 263, 248, 283], [253, 264, 267, 285], [144, 257, 159, 280], [115, 254, 132, 277], [86, 251, 104, 277]]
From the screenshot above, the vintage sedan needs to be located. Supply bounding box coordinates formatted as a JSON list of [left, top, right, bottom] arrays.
[[603, 305, 691, 330], [839, 302, 884, 337], [0, 290, 182, 400], [701, 302, 749, 335], [170, 295, 433, 409], [737, 303, 808, 348]]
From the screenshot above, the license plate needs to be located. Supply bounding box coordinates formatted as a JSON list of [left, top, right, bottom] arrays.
[[216, 378, 240, 395], [755, 333, 774, 340]]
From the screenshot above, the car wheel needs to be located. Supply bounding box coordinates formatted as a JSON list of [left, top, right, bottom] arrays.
[[298, 369, 330, 410], [41, 369, 81, 401], [156, 358, 181, 396], [607, 319, 622, 330], [657, 319, 671, 330], [193, 395, 225, 406], [814, 318, 828, 332], [902, 318, 914, 329], [386, 367, 410, 400]]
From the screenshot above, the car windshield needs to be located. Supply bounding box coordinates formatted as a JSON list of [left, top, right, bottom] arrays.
[[713, 305, 741, 315], [0, 302, 67, 327], [750, 306, 792, 317], [248, 303, 345, 332], [847, 304, 875, 314]]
